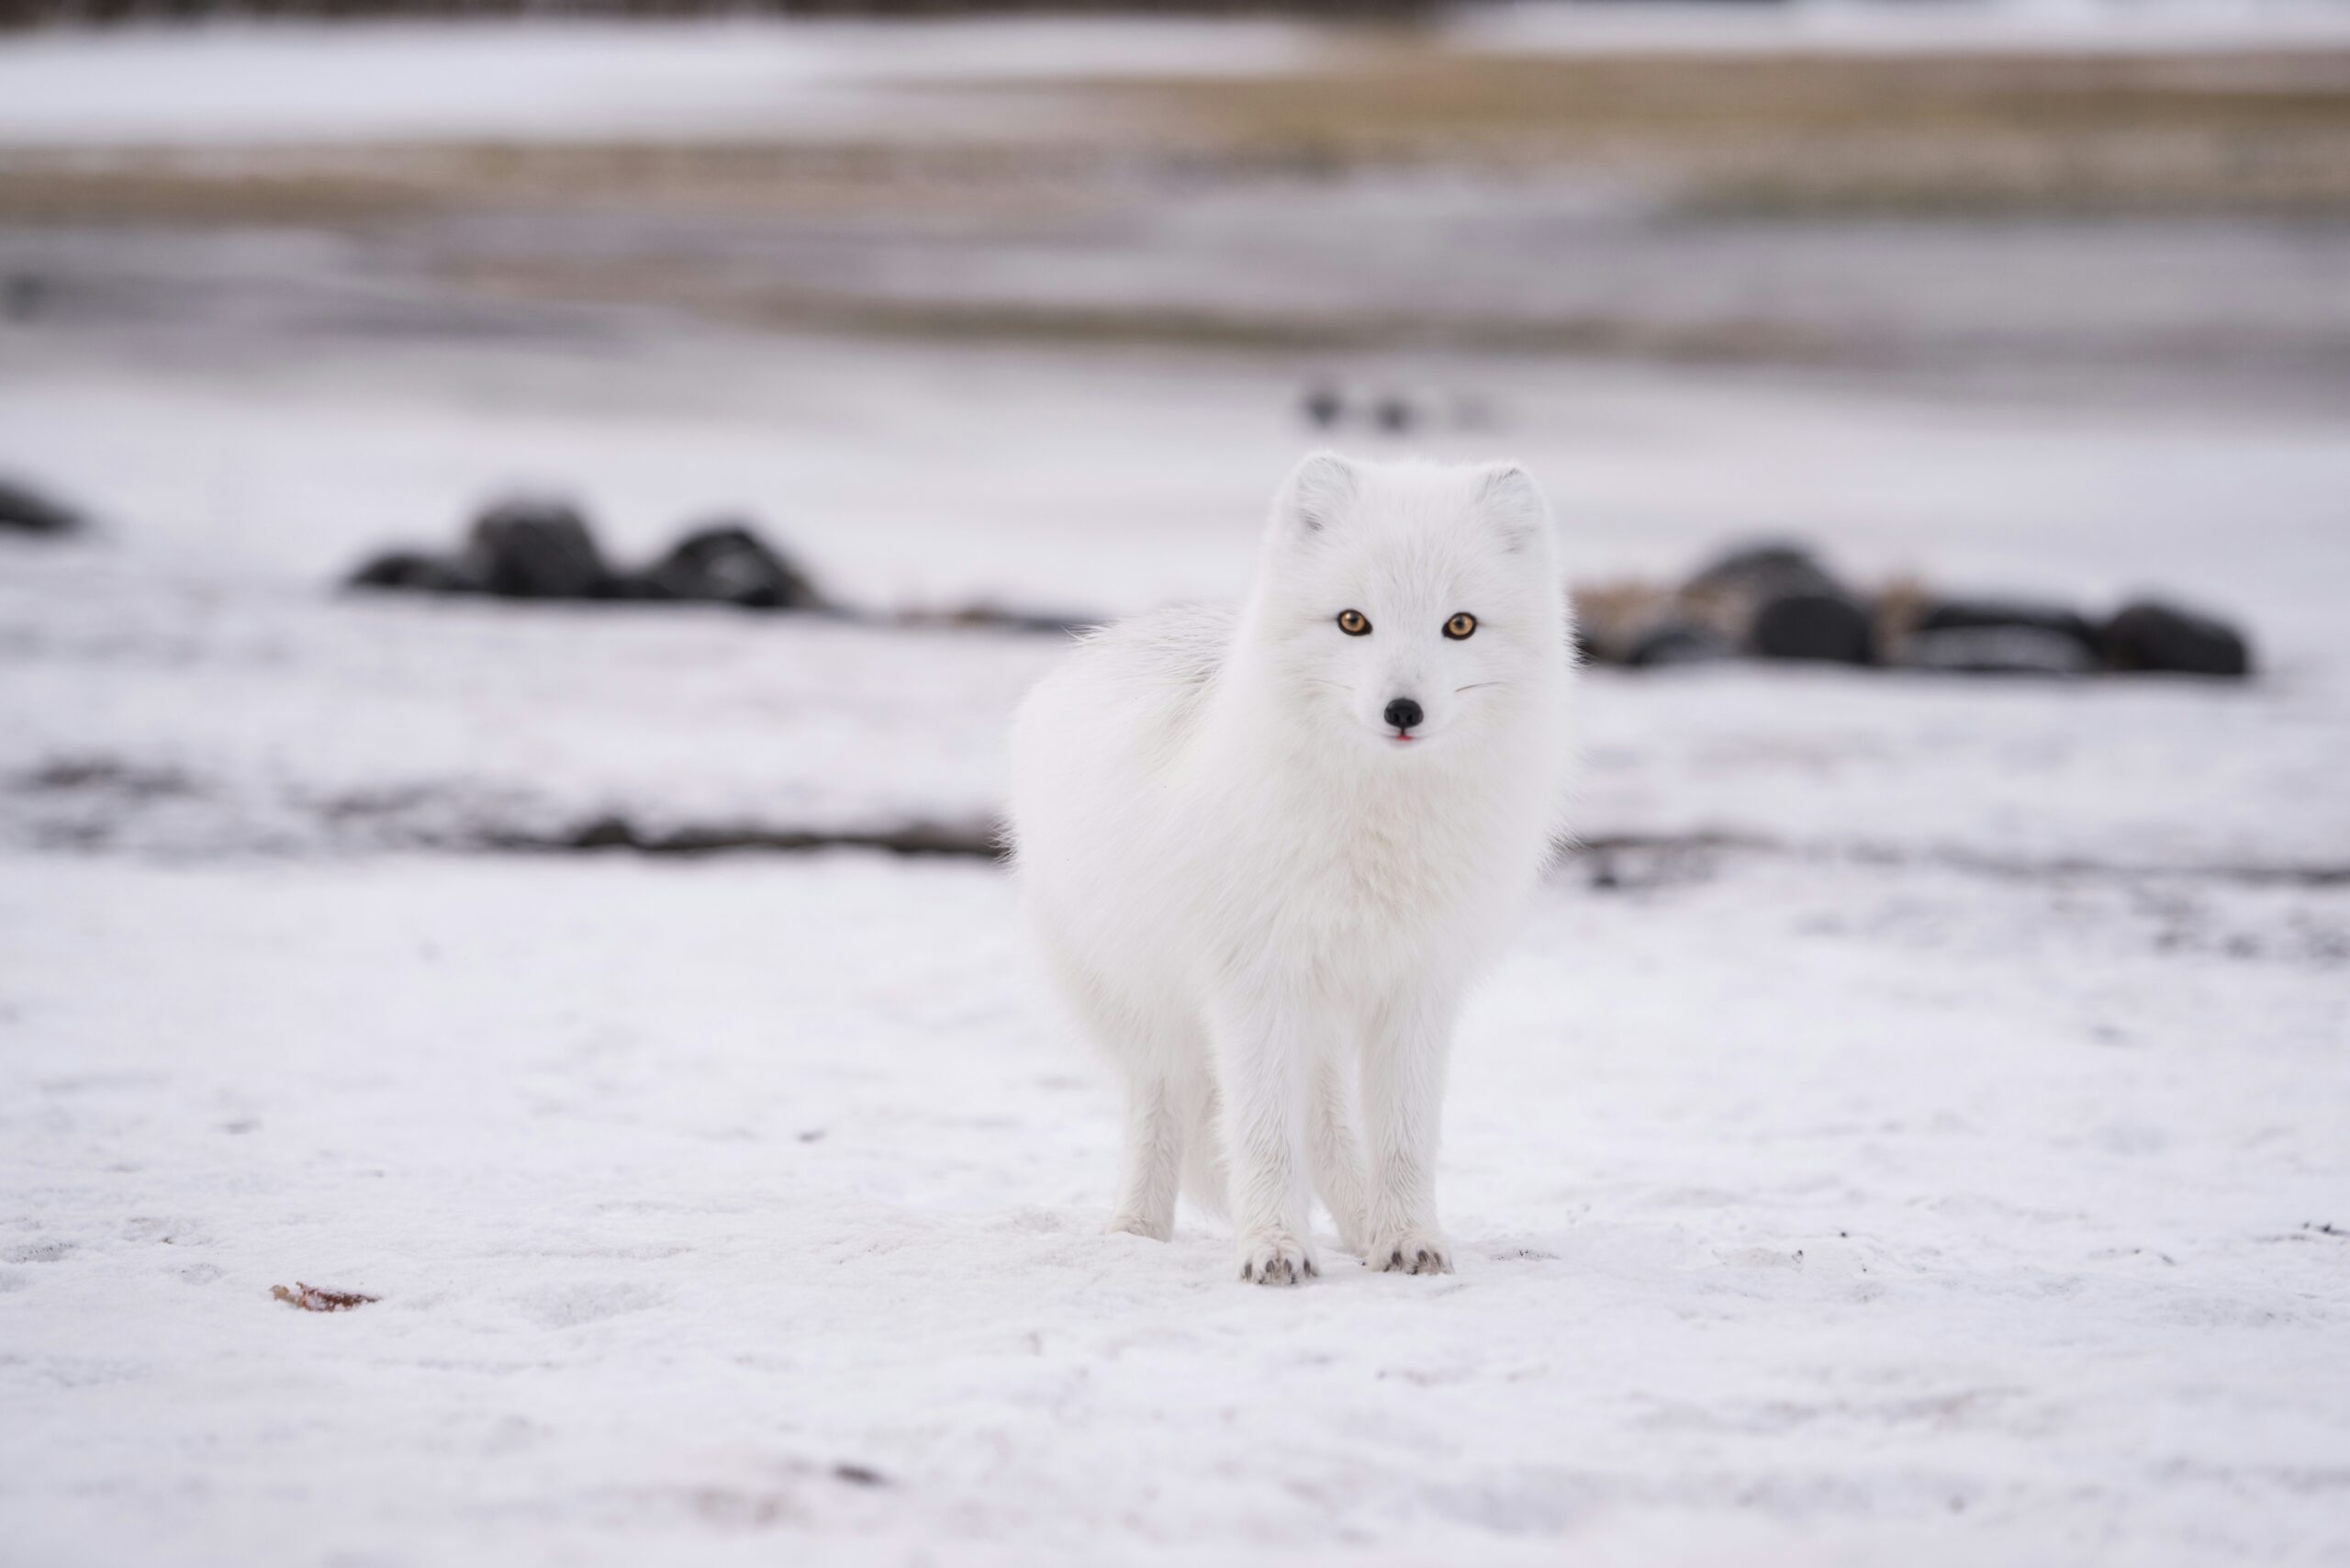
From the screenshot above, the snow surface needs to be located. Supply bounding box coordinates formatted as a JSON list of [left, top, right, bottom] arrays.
[[3, 846, 2345, 1565], [1456, 0, 2350, 56], [4, 226, 2349, 1562], [0, 16, 1319, 148]]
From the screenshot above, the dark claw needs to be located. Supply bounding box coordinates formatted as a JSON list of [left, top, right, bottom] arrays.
[[1242, 1243, 1318, 1285]]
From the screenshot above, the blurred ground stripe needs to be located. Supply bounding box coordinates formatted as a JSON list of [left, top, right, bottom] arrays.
[[478, 814, 2350, 888]]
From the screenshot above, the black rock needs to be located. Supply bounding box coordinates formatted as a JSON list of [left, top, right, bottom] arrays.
[[1627, 620, 1735, 668], [592, 572, 670, 602], [1372, 395, 1416, 434], [346, 549, 484, 594], [2101, 599, 2252, 678], [1302, 386, 1345, 429], [1683, 540, 1842, 601], [1902, 625, 2095, 678], [4, 274, 43, 321], [462, 498, 608, 600], [1916, 597, 2098, 656], [0, 476, 84, 536], [1749, 590, 1875, 664], [1680, 541, 1871, 664], [631, 521, 824, 610]]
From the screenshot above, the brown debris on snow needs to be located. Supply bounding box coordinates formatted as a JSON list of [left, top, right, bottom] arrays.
[[271, 1282, 377, 1312]]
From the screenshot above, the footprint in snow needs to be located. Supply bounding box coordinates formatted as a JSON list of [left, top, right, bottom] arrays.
[[4, 1239, 75, 1264], [518, 1280, 667, 1328]]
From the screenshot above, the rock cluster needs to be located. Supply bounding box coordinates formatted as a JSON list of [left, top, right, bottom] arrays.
[[1575, 541, 2252, 678], [348, 498, 827, 610], [345, 502, 2252, 678], [347, 498, 1099, 633], [1298, 386, 1491, 437]]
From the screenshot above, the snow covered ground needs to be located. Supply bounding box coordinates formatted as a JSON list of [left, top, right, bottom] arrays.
[[1460, 0, 2350, 55], [5, 838, 2346, 1565], [4, 315, 2347, 1566], [0, 15, 1323, 147]]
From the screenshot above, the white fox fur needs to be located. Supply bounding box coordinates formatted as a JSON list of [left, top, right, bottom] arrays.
[[1006, 453, 1575, 1284]]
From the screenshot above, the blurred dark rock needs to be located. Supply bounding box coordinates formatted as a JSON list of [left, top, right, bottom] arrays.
[[1626, 620, 1735, 668], [347, 549, 485, 594], [1902, 625, 2096, 677], [1749, 590, 1875, 664], [1588, 540, 2255, 683], [1683, 540, 1842, 601], [1684, 542, 1873, 664], [2101, 599, 2252, 678], [0, 476, 85, 536], [1297, 384, 1499, 435], [1916, 597, 2099, 656], [462, 498, 609, 599], [629, 521, 825, 610], [4, 273, 43, 322], [592, 571, 669, 602], [342, 504, 847, 615]]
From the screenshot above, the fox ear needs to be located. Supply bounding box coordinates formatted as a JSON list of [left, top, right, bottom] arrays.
[[1276, 450, 1357, 538], [1477, 462, 1550, 554]]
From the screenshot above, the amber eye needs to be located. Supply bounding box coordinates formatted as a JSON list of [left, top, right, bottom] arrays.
[[1336, 609, 1371, 636], [1444, 611, 1478, 640]]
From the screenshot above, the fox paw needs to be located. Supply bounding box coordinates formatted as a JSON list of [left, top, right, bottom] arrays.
[[1367, 1232, 1452, 1275], [1237, 1232, 1319, 1286]]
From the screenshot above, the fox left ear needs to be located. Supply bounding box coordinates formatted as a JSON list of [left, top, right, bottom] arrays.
[[1277, 450, 1358, 539], [1476, 463, 1550, 554]]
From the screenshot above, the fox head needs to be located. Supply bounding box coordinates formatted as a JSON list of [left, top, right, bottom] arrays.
[[1245, 451, 1568, 755]]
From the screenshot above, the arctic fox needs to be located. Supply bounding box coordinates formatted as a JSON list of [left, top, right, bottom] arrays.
[[1007, 454, 1575, 1285]]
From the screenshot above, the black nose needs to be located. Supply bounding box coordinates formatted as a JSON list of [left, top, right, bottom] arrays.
[[1383, 697, 1424, 733]]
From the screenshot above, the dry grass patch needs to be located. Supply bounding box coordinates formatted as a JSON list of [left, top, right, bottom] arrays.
[[1072, 46, 2350, 212]]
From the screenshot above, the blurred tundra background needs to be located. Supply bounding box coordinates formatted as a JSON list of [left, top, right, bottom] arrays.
[[1, 3, 2346, 1565]]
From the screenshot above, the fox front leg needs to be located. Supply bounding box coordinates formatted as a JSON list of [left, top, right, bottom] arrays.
[[1359, 985, 1460, 1275], [1210, 991, 1324, 1285]]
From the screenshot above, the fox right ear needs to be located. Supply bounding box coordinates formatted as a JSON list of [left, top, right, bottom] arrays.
[[1276, 451, 1357, 538], [1475, 461, 1550, 554]]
